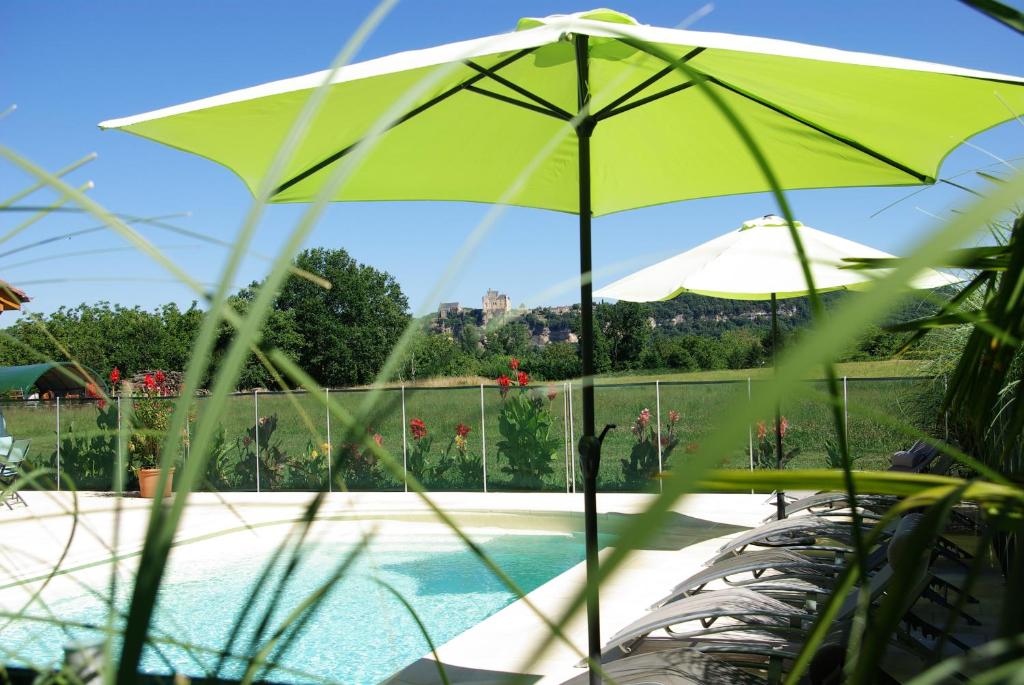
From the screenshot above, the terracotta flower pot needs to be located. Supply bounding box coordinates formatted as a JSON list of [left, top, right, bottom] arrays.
[[137, 467, 174, 498]]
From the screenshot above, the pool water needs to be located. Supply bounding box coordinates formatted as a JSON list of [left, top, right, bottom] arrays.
[[7, 529, 589, 683]]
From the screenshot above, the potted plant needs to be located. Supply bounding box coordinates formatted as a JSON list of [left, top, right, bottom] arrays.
[[119, 370, 177, 497]]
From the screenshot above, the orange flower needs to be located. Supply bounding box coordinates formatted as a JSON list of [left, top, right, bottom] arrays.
[[509, 357, 520, 370]]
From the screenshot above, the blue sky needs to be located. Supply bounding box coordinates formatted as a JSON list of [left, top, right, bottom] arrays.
[[2, 1, 1023, 321]]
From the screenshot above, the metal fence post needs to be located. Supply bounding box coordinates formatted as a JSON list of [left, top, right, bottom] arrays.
[[747, 377, 753, 472], [943, 375, 949, 442], [326, 387, 332, 493], [565, 382, 573, 493], [655, 380, 663, 492], [480, 383, 487, 493], [401, 384, 408, 493], [116, 396, 123, 494], [254, 389, 261, 493], [843, 376, 849, 451], [56, 397, 61, 492], [568, 380, 576, 494]]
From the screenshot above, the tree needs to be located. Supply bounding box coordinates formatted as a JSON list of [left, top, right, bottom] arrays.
[[598, 301, 652, 369], [459, 322, 482, 355], [535, 342, 582, 380], [275, 247, 410, 387], [0, 301, 204, 379], [403, 333, 477, 380], [485, 321, 530, 356], [211, 283, 303, 389]]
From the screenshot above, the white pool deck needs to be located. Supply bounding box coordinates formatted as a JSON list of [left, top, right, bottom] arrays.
[[0, 490, 780, 683]]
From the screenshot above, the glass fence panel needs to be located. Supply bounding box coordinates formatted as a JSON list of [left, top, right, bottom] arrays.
[[252, 391, 329, 491], [5, 378, 941, 494], [592, 383, 661, 492], [1, 400, 58, 489], [53, 398, 118, 490], [657, 381, 750, 472], [482, 382, 567, 492], [201, 394, 259, 491], [326, 388, 404, 491], [403, 386, 484, 491], [846, 377, 942, 469]]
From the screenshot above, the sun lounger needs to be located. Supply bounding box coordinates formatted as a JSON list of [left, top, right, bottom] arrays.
[[0, 438, 30, 509], [706, 515, 879, 566], [605, 514, 970, 664], [562, 647, 765, 684]]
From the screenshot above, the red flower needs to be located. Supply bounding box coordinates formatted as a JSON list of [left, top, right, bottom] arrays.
[[410, 417, 427, 441], [757, 421, 767, 441], [109, 368, 120, 384], [97, 398, 107, 410], [517, 371, 529, 387], [546, 387, 557, 402], [155, 370, 166, 385], [497, 374, 511, 391], [509, 357, 520, 371], [144, 374, 156, 390], [373, 433, 384, 447], [455, 422, 471, 437], [668, 410, 680, 425], [779, 417, 789, 439], [85, 382, 100, 399]]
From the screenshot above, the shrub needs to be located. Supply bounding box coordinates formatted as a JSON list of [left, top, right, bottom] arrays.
[[495, 359, 561, 488]]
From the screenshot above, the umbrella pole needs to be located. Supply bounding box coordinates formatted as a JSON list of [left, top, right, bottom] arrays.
[[574, 34, 603, 685], [771, 293, 787, 520]]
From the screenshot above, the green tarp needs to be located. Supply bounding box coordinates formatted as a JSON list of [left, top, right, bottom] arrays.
[[0, 363, 101, 395]]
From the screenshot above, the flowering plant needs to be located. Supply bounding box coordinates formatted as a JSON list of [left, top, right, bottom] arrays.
[[495, 359, 561, 488], [621, 406, 682, 484], [434, 422, 481, 487], [407, 417, 433, 478], [753, 416, 799, 470], [119, 369, 176, 470], [336, 428, 388, 489]]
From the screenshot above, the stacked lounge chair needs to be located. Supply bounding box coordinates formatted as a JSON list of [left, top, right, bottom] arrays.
[[567, 493, 977, 684]]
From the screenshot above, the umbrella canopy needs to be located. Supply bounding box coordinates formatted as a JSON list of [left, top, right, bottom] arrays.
[[594, 214, 962, 302], [595, 213, 960, 522], [99, 8, 1024, 682], [100, 9, 1024, 213]]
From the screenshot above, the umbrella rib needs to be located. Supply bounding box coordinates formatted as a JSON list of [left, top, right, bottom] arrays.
[[464, 85, 571, 120], [592, 46, 705, 119], [699, 72, 933, 183], [272, 47, 537, 197], [596, 81, 697, 121], [464, 60, 573, 119]]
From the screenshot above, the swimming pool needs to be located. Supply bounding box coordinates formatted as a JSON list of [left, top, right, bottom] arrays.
[[5, 524, 590, 683]]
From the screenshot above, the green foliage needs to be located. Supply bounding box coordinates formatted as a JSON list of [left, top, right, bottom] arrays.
[[532, 342, 581, 380], [335, 429, 390, 490], [0, 301, 203, 378], [53, 402, 118, 490], [402, 333, 478, 380], [432, 423, 481, 489], [597, 300, 652, 369], [823, 437, 861, 469], [620, 407, 680, 485], [495, 366, 561, 489], [484, 321, 531, 356], [212, 282, 303, 390], [406, 417, 433, 478], [124, 373, 178, 470], [275, 247, 410, 387], [753, 417, 800, 469]]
